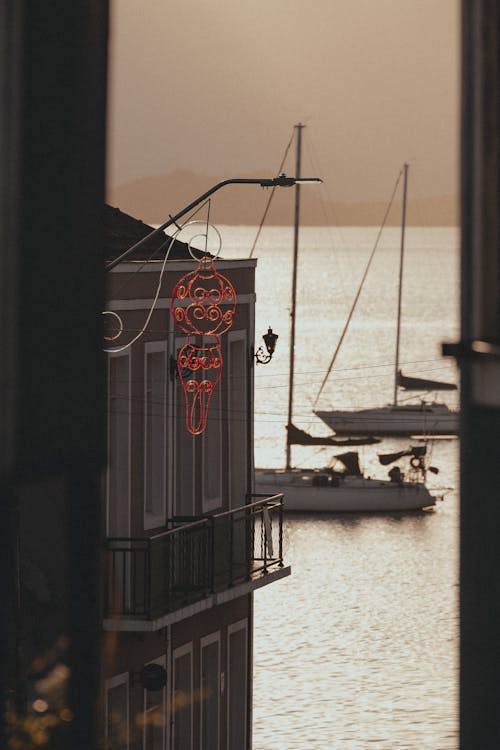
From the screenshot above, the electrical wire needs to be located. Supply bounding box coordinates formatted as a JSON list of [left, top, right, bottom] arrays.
[[313, 166, 405, 408], [103, 208, 218, 353], [103, 231, 180, 353], [105, 197, 215, 301], [249, 129, 295, 259], [105, 359, 457, 391]]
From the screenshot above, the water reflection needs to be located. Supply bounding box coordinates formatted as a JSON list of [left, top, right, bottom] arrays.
[[253, 488, 459, 749], [219, 224, 459, 749]]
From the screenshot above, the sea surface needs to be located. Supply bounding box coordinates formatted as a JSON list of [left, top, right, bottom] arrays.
[[221, 225, 460, 750]]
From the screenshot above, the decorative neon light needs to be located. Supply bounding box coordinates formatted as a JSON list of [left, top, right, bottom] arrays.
[[171, 237, 236, 435], [176, 341, 222, 435], [171, 257, 236, 337]]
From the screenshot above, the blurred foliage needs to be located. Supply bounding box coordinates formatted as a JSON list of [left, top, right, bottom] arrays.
[[5, 637, 72, 749]]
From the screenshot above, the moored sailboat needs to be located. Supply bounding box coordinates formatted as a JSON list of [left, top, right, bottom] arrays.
[[315, 401, 458, 436], [314, 162, 459, 437], [256, 446, 437, 512], [254, 133, 438, 511]]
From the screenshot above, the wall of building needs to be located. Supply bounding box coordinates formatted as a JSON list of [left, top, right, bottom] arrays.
[[102, 256, 256, 748]]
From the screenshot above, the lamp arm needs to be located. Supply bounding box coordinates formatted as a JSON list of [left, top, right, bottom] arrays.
[[255, 346, 273, 365], [105, 176, 321, 271]]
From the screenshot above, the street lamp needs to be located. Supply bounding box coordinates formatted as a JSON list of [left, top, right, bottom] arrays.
[[255, 327, 279, 365], [105, 174, 322, 271], [104, 172, 321, 433]]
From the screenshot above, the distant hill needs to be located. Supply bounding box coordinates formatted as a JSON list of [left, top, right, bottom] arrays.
[[108, 170, 459, 227]]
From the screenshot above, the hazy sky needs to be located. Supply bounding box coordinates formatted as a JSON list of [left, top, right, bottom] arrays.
[[107, 0, 459, 202]]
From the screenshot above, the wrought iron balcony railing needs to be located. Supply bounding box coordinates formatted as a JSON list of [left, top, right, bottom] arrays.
[[105, 494, 284, 619]]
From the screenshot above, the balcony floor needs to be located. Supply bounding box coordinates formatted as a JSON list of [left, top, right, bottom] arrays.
[[103, 564, 291, 632]]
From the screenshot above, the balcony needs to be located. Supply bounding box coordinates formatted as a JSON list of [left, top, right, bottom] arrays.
[[104, 495, 289, 630]]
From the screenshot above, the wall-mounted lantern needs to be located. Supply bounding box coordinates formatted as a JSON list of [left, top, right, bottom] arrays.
[[255, 327, 279, 365], [130, 663, 167, 691]]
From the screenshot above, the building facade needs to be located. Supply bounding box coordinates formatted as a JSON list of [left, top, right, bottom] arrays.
[[102, 214, 290, 749]]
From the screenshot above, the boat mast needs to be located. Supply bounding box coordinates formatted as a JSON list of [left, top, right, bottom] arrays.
[[393, 162, 409, 406], [286, 123, 304, 470]]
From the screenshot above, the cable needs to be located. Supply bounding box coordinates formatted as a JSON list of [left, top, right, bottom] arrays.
[[103, 210, 217, 354], [106, 197, 214, 300], [103, 231, 180, 353], [313, 166, 405, 408], [110, 240, 169, 299], [249, 129, 295, 259], [104, 359, 457, 390]]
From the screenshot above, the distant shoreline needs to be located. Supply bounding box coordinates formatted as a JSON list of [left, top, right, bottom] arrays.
[[204, 223, 460, 229], [108, 170, 459, 228]]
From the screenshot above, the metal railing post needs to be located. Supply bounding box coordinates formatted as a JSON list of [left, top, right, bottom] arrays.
[[250, 506, 255, 579], [263, 507, 268, 575], [246, 505, 252, 581], [131, 547, 137, 614], [121, 551, 126, 613], [146, 541, 152, 617], [279, 497, 284, 567], [229, 513, 234, 587], [208, 517, 215, 594], [167, 533, 172, 609]]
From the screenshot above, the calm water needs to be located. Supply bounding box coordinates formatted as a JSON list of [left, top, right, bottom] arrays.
[[223, 225, 460, 750]]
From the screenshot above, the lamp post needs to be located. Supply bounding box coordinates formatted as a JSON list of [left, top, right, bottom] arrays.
[[105, 174, 321, 271], [105, 172, 321, 435]]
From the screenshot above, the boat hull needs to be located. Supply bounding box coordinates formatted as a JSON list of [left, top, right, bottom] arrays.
[[255, 470, 436, 512], [315, 405, 459, 436]]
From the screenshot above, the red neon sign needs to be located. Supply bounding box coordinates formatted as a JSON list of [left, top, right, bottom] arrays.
[[171, 256, 236, 435]]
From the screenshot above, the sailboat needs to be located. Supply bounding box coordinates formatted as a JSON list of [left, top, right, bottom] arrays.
[[315, 396, 458, 436], [314, 163, 459, 437], [256, 440, 437, 512], [255, 133, 437, 512]]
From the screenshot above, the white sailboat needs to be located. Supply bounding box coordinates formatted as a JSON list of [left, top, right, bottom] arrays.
[[256, 447, 436, 513], [254, 134, 437, 512], [315, 401, 458, 437], [314, 162, 459, 437]]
